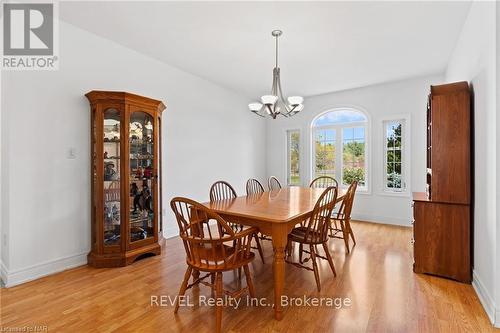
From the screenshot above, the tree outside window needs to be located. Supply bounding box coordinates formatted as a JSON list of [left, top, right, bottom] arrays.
[[385, 121, 404, 191], [287, 130, 300, 185], [342, 127, 365, 186]]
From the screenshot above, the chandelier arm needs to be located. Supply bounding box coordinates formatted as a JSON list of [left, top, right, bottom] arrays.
[[276, 71, 291, 113], [265, 104, 274, 116], [283, 104, 298, 117]]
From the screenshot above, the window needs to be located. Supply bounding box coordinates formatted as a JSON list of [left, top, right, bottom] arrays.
[[314, 128, 336, 178], [342, 127, 366, 186], [384, 120, 406, 192], [286, 130, 300, 186], [312, 109, 368, 189]]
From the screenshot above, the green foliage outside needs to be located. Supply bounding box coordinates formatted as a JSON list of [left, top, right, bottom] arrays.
[[343, 167, 365, 185], [342, 140, 365, 185], [387, 172, 402, 188], [315, 141, 335, 176], [386, 123, 402, 189], [289, 132, 300, 185], [314, 136, 366, 186]]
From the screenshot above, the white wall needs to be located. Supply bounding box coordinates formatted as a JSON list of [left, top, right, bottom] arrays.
[[445, 1, 498, 327], [0, 69, 6, 285], [266, 74, 442, 226], [0, 21, 266, 287], [497, 3, 500, 327]]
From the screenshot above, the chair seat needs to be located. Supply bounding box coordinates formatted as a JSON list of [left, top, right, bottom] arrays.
[[187, 243, 255, 271], [288, 226, 323, 244]]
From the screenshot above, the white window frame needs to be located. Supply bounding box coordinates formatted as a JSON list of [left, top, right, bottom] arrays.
[[381, 115, 410, 196], [286, 129, 301, 186], [311, 108, 370, 193]]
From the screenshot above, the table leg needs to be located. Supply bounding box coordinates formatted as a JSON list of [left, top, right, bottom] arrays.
[[271, 225, 288, 321]]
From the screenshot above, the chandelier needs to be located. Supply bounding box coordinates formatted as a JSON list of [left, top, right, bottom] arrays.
[[248, 30, 304, 119]]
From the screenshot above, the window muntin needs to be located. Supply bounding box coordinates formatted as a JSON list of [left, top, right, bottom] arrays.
[[384, 120, 405, 192], [312, 109, 368, 190], [286, 130, 300, 186]]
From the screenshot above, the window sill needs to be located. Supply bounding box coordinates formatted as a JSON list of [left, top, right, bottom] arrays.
[[355, 190, 371, 196], [343, 187, 371, 195], [378, 190, 410, 198]]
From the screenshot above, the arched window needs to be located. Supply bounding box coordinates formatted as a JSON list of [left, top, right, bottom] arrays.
[[312, 108, 368, 189]]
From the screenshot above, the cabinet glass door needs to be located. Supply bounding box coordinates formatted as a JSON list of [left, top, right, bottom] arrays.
[[129, 112, 155, 242], [103, 108, 121, 246]]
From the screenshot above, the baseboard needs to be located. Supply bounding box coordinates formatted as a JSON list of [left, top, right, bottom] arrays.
[[495, 310, 500, 328], [351, 213, 410, 227], [3, 251, 87, 288], [472, 269, 497, 326]]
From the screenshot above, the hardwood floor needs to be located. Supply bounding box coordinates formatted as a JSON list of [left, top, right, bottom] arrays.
[[1, 221, 496, 332]]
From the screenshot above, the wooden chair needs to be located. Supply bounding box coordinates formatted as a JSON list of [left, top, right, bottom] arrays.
[[246, 178, 272, 242], [170, 197, 257, 333], [210, 181, 265, 264], [329, 181, 358, 253], [309, 176, 339, 189], [268, 176, 282, 191], [246, 178, 265, 195], [209, 180, 238, 202], [285, 186, 338, 292]]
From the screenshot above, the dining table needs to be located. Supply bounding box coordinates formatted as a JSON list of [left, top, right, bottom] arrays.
[[204, 186, 347, 320]]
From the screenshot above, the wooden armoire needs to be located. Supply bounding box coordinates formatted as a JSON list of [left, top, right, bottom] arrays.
[[412, 81, 472, 283]]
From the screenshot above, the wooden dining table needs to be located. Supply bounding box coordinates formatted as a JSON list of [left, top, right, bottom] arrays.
[[204, 186, 346, 320]]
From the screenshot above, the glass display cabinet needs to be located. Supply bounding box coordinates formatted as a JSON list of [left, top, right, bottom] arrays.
[[86, 91, 166, 267]]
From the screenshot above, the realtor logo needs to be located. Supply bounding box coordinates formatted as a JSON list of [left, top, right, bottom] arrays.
[[2, 2, 59, 70]]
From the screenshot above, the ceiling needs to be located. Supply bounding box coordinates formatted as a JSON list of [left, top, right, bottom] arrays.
[[60, 1, 471, 98]]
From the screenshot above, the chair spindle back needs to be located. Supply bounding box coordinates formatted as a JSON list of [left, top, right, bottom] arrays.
[[336, 181, 358, 219], [268, 176, 282, 191], [170, 197, 253, 270], [246, 178, 265, 195], [210, 181, 237, 202], [303, 186, 338, 244], [309, 176, 339, 189]]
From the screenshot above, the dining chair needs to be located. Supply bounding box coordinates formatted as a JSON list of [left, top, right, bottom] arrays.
[[246, 178, 272, 243], [209, 180, 238, 202], [309, 176, 339, 189], [246, 178, 265, 195], [285, 186, 338, 292], [210, 181, 265, 263], [329, 181, 358, 253], [170, 197, 257, 333], [268, 176, 282, 191]]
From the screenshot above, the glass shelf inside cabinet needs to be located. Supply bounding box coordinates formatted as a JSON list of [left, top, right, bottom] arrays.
[[129, 112, 155, 242], [103, 108, 121, 246]]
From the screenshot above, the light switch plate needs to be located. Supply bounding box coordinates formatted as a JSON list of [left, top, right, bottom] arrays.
[[68, 147, 77, 159]]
